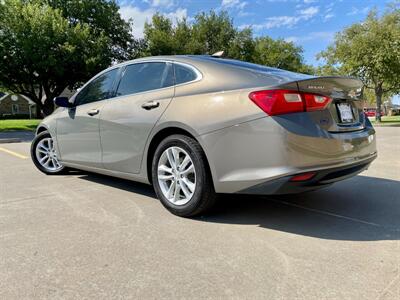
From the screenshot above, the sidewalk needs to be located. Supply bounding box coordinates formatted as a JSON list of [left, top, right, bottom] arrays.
[[0, 131, 35, 143]]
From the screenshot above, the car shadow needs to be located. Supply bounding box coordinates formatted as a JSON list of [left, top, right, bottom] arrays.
[[78, 173, 400, 241]]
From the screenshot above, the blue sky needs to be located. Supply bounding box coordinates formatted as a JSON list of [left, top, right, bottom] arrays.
[[119, 0, 391, 66]]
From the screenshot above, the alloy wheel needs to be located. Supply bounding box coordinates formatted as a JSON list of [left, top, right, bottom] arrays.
[[157, 146, 196, 205], [35, 137, 63, 172]]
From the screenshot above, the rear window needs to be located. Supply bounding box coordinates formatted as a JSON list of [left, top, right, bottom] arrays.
[[193, 56, 313, 81], [174, 64, 198, 85]]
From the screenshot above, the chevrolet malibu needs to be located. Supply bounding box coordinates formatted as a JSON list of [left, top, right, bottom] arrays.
[[31, 56, 377, 217]]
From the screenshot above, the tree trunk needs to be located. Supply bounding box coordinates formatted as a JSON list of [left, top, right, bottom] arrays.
[[374, 86, 383, 122], [42, 98, 55, 116]]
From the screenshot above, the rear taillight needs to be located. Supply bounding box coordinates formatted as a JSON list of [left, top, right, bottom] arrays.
[[249, 89, 331, 116]]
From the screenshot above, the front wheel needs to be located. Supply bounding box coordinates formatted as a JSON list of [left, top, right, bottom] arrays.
[[31, 131, 66, 175], [152, 134, 216, 217]]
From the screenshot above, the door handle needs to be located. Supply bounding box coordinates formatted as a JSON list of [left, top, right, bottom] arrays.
[[141, 101, 160, 110], [87, 109, 100, 116]]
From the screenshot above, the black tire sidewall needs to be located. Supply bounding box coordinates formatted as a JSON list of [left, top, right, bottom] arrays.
[[152, 135, 213, 216], [31, 131, 65, 175]]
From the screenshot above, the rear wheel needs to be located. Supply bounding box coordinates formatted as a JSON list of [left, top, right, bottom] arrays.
[[31, 131, 66, 175], [152, 134, 216, 217]]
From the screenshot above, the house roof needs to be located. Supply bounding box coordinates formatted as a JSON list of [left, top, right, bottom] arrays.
[[0, 93, 36, 105]]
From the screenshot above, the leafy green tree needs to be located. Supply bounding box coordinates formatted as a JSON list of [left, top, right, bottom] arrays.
[[252, 37, 311, 73], [318, 8, 400, 121], [143, 14, 178, 56], [229, 28, 255, 62], [46, 0, 134, 61], [0, 0, 133, 116], [188, 11, 236, 55], [141, 10, 311, 74]]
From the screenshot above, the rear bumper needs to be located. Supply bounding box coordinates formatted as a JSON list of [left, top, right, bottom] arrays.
[[238, 155, 375, 195], [199, 115, 377, 194]]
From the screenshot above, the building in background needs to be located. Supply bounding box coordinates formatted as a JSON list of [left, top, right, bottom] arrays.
[[0, 93, 37, 119]]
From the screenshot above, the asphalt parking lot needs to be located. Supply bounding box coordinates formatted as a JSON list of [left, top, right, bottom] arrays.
[[0, 127, 399, 299]]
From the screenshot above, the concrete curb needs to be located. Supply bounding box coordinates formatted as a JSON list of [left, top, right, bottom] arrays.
[[0, 138, 22, 144]]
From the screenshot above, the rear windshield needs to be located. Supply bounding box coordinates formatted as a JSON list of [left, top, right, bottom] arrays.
[[192, 56, 313, 81]]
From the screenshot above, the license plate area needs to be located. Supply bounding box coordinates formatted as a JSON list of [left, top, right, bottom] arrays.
[[336, 102, 354, 123]]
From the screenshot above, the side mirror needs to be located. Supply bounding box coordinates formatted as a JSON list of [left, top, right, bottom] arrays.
[[54, 96, 73, 108]]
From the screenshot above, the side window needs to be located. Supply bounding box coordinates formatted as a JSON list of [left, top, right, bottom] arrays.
[[75, 68, 118, 106], [174, 64, 198, 85], [116, 62, 174, 97]]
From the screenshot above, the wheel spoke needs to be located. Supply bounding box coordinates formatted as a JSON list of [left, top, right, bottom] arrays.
[[43, 158, 51, 167], [182, 177, 195, 193], [180, 180, 191, 199], [181, 163, 194, 175], [37, 148, 47, 154], [179, 155, 190, 171], [167, 180, 175, 199], [39, 144, 49, 151], [39, 155, 49, 163], [159, 174, 174, 180], [172, 148, 180, 167], [166, 148, 176, 169], [158, 164, 173, 174], [173, 181, 181, 202]]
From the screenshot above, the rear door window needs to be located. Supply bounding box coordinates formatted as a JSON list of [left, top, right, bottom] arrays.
[[116, 62, 174, 97]]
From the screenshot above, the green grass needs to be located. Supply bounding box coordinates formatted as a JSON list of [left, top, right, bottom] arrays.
[[0, 119, 41, 131], [369, 115, 400, 125]]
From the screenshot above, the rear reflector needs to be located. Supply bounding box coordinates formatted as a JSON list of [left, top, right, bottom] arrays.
[[249, 89, 331, 116], [290, 172, 317, 182]]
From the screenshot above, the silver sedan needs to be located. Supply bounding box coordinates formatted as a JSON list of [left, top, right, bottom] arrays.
[[31, 56, 377, 217]]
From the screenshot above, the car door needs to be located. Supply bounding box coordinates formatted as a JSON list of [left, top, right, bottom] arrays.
[[100, 61, 175, 173], [56, 68, 119, 168]]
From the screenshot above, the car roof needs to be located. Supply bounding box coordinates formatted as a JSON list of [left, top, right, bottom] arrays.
[[111, 55, 313, 81]]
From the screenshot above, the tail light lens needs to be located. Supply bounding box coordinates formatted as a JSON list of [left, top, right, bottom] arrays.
[[249, 89, 331, 116]]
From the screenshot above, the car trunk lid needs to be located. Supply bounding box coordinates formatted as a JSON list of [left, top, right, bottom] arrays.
[[295, 76, 366, 133]]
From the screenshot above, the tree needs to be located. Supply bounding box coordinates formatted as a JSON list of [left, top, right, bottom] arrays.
[[229, 28, 255, 62], [141, 10, 312, 74], [0, 0, 133, 116], [188, 11, 236, 55], [252, 37, 312, 73], [143, 14, 179, 56], [318, 7, 400, 121], [46, 0, 134, 61]]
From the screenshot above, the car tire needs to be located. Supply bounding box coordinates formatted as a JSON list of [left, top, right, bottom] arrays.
[[31, 131, 67, 175], [152, 134, 216, 217]]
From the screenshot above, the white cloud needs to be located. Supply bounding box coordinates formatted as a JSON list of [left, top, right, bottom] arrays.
[[221, 0, 248, 10], [323, 13, 334, 22], [299, 6, 319, 20], [347, 6, 370, 16], [165, 8, 187, 22], [240, 5, 319, 30], [285, 31, 334, 43], [221, 0, 240, 7], [119, 5, 187, 38], [303, 0, 317, 3], [145, 0, 175, 8]]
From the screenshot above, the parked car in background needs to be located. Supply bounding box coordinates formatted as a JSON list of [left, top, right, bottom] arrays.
[[31, 56, 377, 217]]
